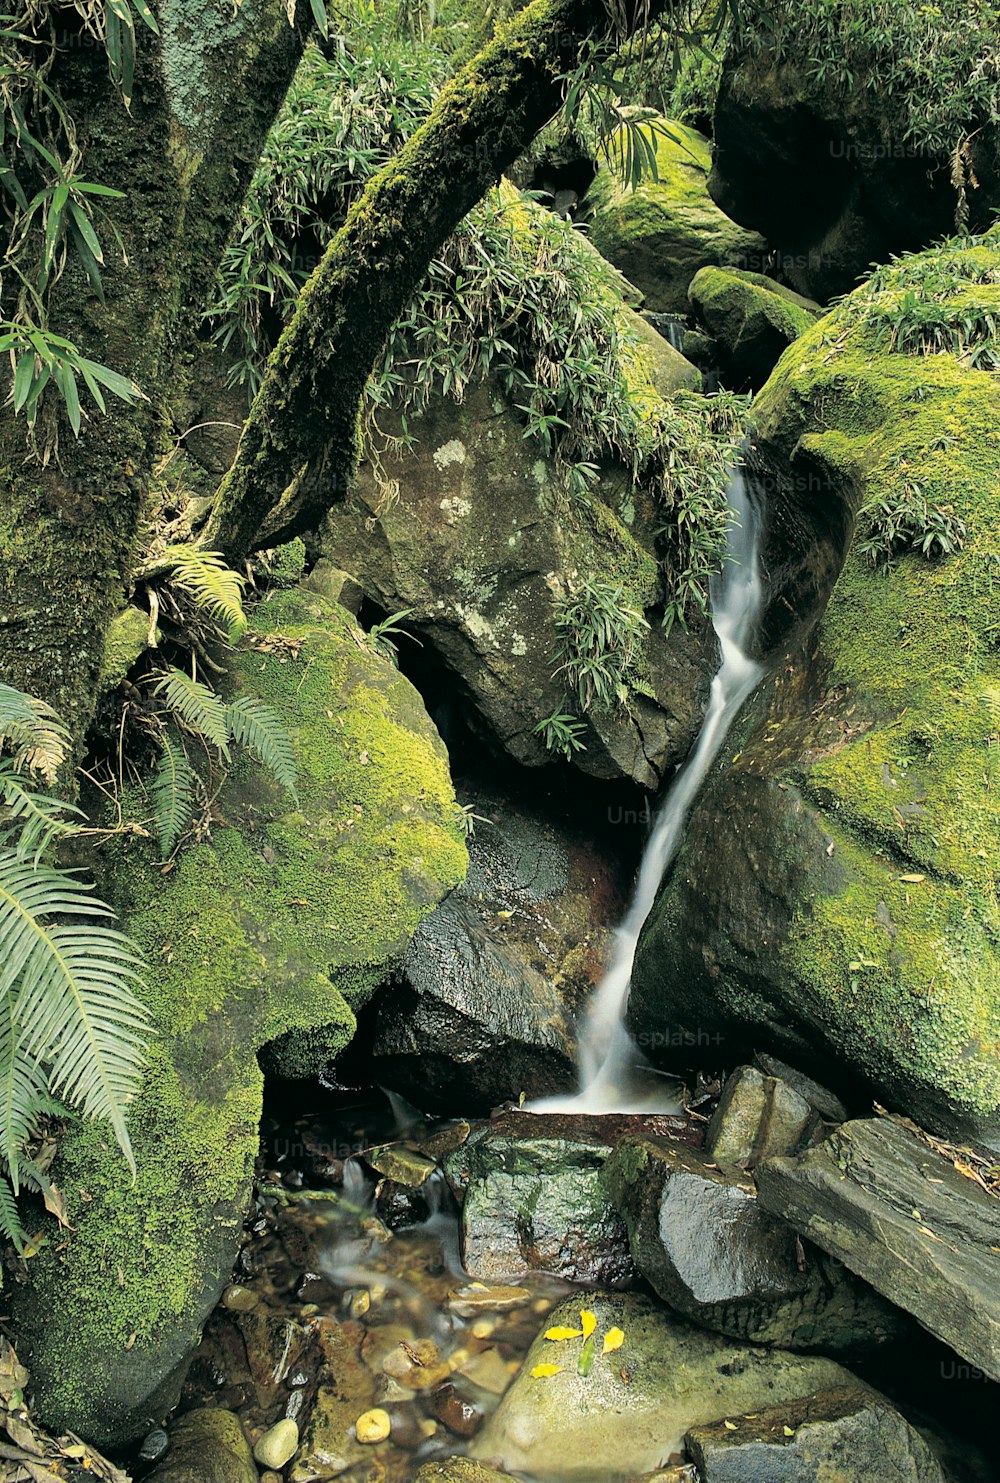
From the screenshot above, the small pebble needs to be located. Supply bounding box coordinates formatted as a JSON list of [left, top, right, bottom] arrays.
[[428, 1381, 480, 1438], [221, 1283, 258, 1312], [253, 1417, 299, 1469], [355, 1407, 391, 1444], [349, 1288, 371, 1318]]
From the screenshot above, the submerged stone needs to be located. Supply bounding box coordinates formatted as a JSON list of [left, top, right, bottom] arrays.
[[146, 1409, 256, 1483], [253, 1418, 299, 1470]]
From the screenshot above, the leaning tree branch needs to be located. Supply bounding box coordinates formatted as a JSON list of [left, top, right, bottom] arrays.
[[203, 0, 670, 563]]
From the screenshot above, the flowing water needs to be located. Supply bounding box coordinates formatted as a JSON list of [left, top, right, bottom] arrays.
[[535, 467, 765, 1114]]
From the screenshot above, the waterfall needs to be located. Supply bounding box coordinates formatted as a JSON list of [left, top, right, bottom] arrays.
[[534, 467, 765, 1114]]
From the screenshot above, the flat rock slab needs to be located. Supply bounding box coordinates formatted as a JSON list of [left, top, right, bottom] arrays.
[[471, 1293, 854, 1482], [686, 1384, 946, 1481], [756, 1118, 1000, 1380]]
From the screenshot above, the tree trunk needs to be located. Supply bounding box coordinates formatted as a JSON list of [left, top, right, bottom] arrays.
[[0, 0, 307, 731], [204, 0, 671, 563]]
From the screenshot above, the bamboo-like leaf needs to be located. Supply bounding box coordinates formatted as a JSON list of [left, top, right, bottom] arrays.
[[149, 730, 196, 856], [165, 546, 247, 642], [0, 849, 150, 1173], [225, 696, 299, 801], [153, 669, 231, 758]]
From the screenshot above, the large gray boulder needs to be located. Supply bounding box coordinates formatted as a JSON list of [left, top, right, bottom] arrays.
[[604, 1135, 908, 1352], [319, 379, 715, 791], [359, 786, 626, 1111], [472, 1293, 858, 1480]]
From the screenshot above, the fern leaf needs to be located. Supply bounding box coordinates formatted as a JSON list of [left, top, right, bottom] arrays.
[[166, 546, 247, 642], [0, 996, 49, 1198], [225, 696, 299, 802], [0, 683, 70, 782], [0, 848, 150, 1173], [0, 762, 82, 861], [0, 1171, 25, 1251], [149, 730, 196, 856], [153, 669, 230, 758]]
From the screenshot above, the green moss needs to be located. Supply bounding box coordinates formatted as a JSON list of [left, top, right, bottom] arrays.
[[586, 119, 765, 313], [16, 588, 466, 1443], [749, 243, 1000, 1130], [691, 265, 819, 344]]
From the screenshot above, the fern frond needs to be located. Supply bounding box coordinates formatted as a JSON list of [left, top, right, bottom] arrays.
[[225, 696, 299, 802], [153, 669, 230, 758], [149, 730, 197, 857], [0, 997, 49, 1198], [0, 848, 150, 1173], [166, 546, 247, 642], [0, 683, 70, 782], [0, 1172, 25, 1249], [0, 762, 82, 861]]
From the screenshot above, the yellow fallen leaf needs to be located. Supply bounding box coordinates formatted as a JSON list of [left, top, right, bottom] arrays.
[[545, 1326, 583, 1341], [897, 874, 926, 883], [602, 1327, 624, 1354], [723, 1420, 737, 1431], [580, 1310, 597, 1338], [531, 1363, 565, 1379], [783, 1426, 795, 1437]]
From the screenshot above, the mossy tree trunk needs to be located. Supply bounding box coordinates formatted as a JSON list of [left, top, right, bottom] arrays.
[[203, 0, 673, 563], [0, 0, 307, 733]]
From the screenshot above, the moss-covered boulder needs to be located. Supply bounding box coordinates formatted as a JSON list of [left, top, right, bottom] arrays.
[[688, 267, 821, 391], [709, 26, 1000, 300], [15, 587, 466, 1447], [629, 236, 1000, 1143], [585, 120, 767, 314], [319, 379, 716, 791]]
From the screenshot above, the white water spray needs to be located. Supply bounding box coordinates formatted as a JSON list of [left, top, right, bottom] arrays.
[[535, 468, 765, 1114]]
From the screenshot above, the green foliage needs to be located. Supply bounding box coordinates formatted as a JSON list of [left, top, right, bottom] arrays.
[[0, 687, 149, 1249], [164, 546, 248, 643], [857, 484, 967, 569], [844, 232, 1000, 370], [533, 709, 588, 760], [211, 26, 446, 391], [0, 2, 155, 438], [145, 667, 299, 858], [367, 608, 419, 667], [553, 577, 649, 712], [734, 0, 1000, 156]]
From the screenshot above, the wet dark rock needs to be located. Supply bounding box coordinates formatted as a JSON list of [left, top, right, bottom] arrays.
[[145, 1409, 256, 1483], [447, 1112, 698, 1286], [705, 1065, 821, 1169], [753, 1054, 848, 1123], [290, 1319, 379, 1482], [756, 1118, 1000, 1381], [686, 1384, 946, 1481], [360, 791, 627, 1112], [709, 47, 1000, 300], [472, 1293, 856, 1480], [375, 1177, 431, 1229], [318, 376, 717, 791], [605, 1134, 908, 1352], [235, 1310, 308, 1408]]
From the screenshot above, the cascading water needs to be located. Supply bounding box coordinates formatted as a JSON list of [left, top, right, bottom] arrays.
[[535, 466, 765, 1114]]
